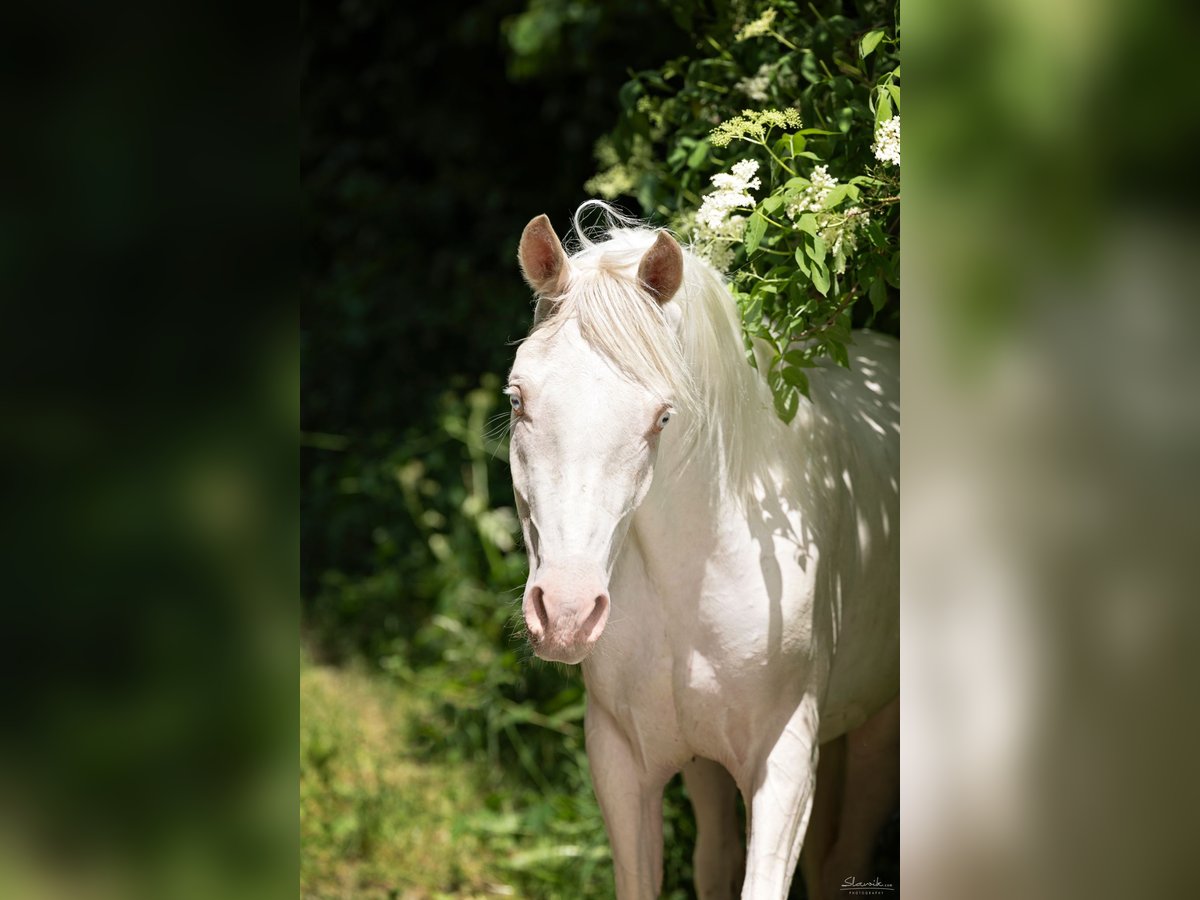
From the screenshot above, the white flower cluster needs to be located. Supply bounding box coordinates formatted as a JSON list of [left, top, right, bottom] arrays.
[[872, 115, 900, 166], [694, 159, 761, 271], [735, 64, 772, 102], [785, 164, 838, 219], [822, 206, 871, 274], [697, 159, 760, 231], [785, 165, 871, 274], [736, 8, 776, 42]]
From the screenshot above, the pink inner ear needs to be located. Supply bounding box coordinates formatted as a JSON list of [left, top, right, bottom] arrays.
[[639, 233, 683, 304], [526, 238, 559, 281], [519, 216, 566, 293]]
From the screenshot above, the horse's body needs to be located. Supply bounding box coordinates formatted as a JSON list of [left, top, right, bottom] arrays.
[[508, 211, 898, 899]]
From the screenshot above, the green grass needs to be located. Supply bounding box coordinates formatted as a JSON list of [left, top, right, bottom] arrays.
[[298, 654, 899, 899], [300, 658, 619, 899]]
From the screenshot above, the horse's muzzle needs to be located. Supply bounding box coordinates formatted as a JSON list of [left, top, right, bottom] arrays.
[[522, 563, 610, 664]]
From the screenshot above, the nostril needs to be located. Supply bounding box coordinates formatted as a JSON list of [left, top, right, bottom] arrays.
[[528, 585, 549, 638], [581, 592, 609, 639]]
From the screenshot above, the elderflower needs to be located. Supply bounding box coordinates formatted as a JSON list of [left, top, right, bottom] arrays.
[[584, 135, 652, 200], [736, 8, 777, 42], [821, 206, 871, 274], [635, 95, 666, 131], [872, 115, 900, 166], [786, 165, 839, 218], [735, 63, 773, 102], [710, 108, 801, 147], [784, 165, 872, 274], [693, 159, 762, 271], [697, 159, 761, 230]]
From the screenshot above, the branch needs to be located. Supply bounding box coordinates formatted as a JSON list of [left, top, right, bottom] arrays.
[[792, 288, 860, 342]]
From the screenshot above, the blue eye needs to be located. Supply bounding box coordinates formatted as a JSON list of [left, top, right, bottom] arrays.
[[507, 391, 523, 414]]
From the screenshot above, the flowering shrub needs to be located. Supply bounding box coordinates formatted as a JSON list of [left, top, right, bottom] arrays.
[[586, 1, 899, 421]]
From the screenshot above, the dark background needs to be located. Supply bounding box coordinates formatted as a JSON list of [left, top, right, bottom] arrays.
[[302, 0, 691, 640]]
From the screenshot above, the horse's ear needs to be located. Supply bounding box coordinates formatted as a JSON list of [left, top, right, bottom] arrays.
[[637, 231, 684, 305], [518, 214, 568, 297]]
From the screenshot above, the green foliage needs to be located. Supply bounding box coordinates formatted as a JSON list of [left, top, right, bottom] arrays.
[[587, 0, 900, 421], [302, 386, 704, 897]]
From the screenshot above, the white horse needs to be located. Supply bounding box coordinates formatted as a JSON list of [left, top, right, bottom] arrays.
[[506, 207, 899, 900]]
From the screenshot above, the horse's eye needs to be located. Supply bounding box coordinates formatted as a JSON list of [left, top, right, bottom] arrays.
[[507, 390, 523, 414], [657, 411, 671, 430]]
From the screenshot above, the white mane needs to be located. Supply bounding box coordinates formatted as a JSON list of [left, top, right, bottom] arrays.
[[533, 202, 779, 497]]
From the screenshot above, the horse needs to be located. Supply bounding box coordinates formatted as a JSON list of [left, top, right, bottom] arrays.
[[505, 205, 899, 899]]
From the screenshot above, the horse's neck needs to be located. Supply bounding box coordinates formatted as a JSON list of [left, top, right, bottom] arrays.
[[628, 421, 765, 600], [625, 378, 823, 600]]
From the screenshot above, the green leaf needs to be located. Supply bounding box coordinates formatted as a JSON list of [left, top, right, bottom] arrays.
[[806, 233, 827, 264], [773, 383, 800, 423], [773, 134, 806, 160], [783, 349, 812, 368], [887, 84, 901, 109], [618, 80, 644, 112], [860, 29, 886, 58], [762, 194, 784, 215], [821, 184, 852, 210], [794, 244, 810, 276], [875, 89, 894, 126], [687, 139, 709, 170], [869, 276, 888, 312], [795, 213, 818, 235], [811, 263, 831, 296], [741, 293, 763, 326], [782, 365, 809, 389], [745, 211, 768, 256], [829, 339, 850, 369]]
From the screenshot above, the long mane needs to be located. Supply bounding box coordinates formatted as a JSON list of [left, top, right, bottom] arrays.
[[532, 201, 780, 497]]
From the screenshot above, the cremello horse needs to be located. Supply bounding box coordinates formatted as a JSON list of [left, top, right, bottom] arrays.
[[507, 207, 899, 899]]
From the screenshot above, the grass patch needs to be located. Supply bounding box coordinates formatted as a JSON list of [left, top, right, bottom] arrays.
[[300, 659, 617, 899]]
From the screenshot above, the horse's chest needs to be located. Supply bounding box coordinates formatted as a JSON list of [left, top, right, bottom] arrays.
[[585, 628, 807, 779], [585, 535, 818, 774]]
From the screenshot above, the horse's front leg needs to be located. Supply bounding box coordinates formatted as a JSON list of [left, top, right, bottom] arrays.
[[586, 701, 665, 900], [741, 695, 822, 899], [683, 756, 745, 899]]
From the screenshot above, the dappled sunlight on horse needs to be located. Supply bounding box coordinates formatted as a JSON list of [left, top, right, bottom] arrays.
[[503, 204, 898, 899]]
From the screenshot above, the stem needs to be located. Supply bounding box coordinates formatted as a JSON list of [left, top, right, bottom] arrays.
[[751, 137, 796, 177], [705, 35, 733, 61], [759, 211, 791, 230], [769, 30, 798, 51], [793, 288, 859, 341]]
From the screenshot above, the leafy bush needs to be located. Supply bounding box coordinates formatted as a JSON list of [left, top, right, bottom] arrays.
[[587, 0, 900, 420]]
